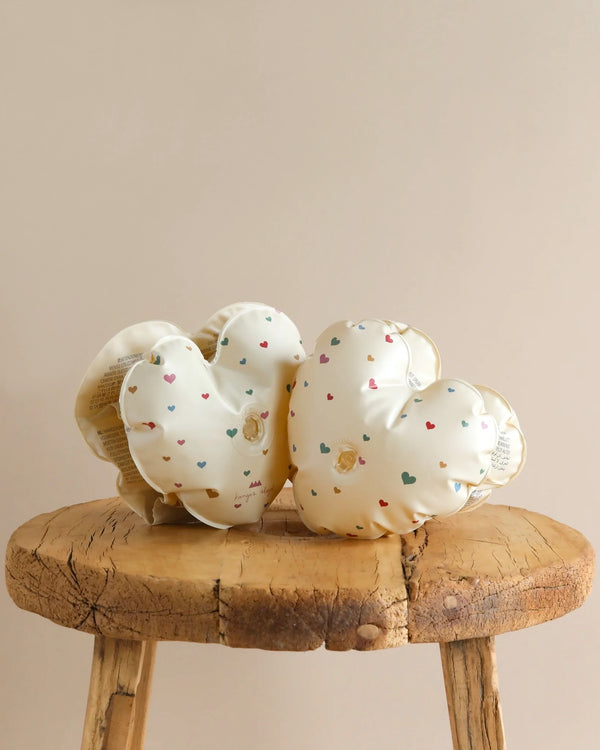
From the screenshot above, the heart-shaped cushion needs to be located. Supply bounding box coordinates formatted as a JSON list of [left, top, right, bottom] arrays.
[[75, 302, 304, 525], [288, 319, 525, 538], [120, 304, 304, 527]]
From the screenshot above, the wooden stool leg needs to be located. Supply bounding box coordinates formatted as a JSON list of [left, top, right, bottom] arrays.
[[440, 636, 506, 750], [81, 636, 157, 750], [128, 638, 157, 750]]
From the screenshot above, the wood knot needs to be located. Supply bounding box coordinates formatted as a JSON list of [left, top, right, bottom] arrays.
[[357, 623, 380, 640]]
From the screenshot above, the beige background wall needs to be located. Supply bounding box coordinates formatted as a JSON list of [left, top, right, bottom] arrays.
[[1, 2, 598, 748]]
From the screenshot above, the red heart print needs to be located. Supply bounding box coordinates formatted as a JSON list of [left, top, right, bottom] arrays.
[[174, 482, 183, 488], [259, 341, 268, 348], [202, 393, 209, 399], [385, 334, 393, 343], [164, 373, 176, 384], [368, 378, 378, 389], [260, 411, 269, 419], [320, 353, 330, 364], [234, 503, 242, 508], [290, 410, 295, 417], [142, 422, 156, 430], [327, 393, 334, 400], [379, 499, 389, 507], [426, 421, 436, 430], [358, 456, 366, 465], [177, 439, 185, 445]]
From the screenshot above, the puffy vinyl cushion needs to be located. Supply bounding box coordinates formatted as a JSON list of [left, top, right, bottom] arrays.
[[76, 302, 305, 526], [288, 319, 525, 539]]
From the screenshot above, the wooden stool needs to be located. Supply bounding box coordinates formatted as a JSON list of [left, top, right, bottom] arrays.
[[5, 489, 594, 750]]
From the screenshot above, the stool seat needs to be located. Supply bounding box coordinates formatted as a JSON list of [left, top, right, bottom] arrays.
[[5, 489, 593, 650], [5, 489, 594, 750]]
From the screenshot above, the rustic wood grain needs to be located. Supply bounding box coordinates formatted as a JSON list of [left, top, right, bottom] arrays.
[[80, 636, 156, 750], [5, 491, 595, 750], [5, 489, 407, 650], [5, 492, 593, 650], [440, 637, 505, 750], [5, 497, 226, 644], [128, 639, 156, 750], [219, 509, 407, 650], [402, 503, 594, 643]]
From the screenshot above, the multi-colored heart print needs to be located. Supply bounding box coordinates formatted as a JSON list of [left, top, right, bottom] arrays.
[[288, 319, 526, 539], [119, 304, 305, 528], [75, 302, 305, 526]]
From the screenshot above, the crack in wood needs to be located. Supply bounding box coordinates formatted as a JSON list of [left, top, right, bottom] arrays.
[[5, 498, 593, 651]]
